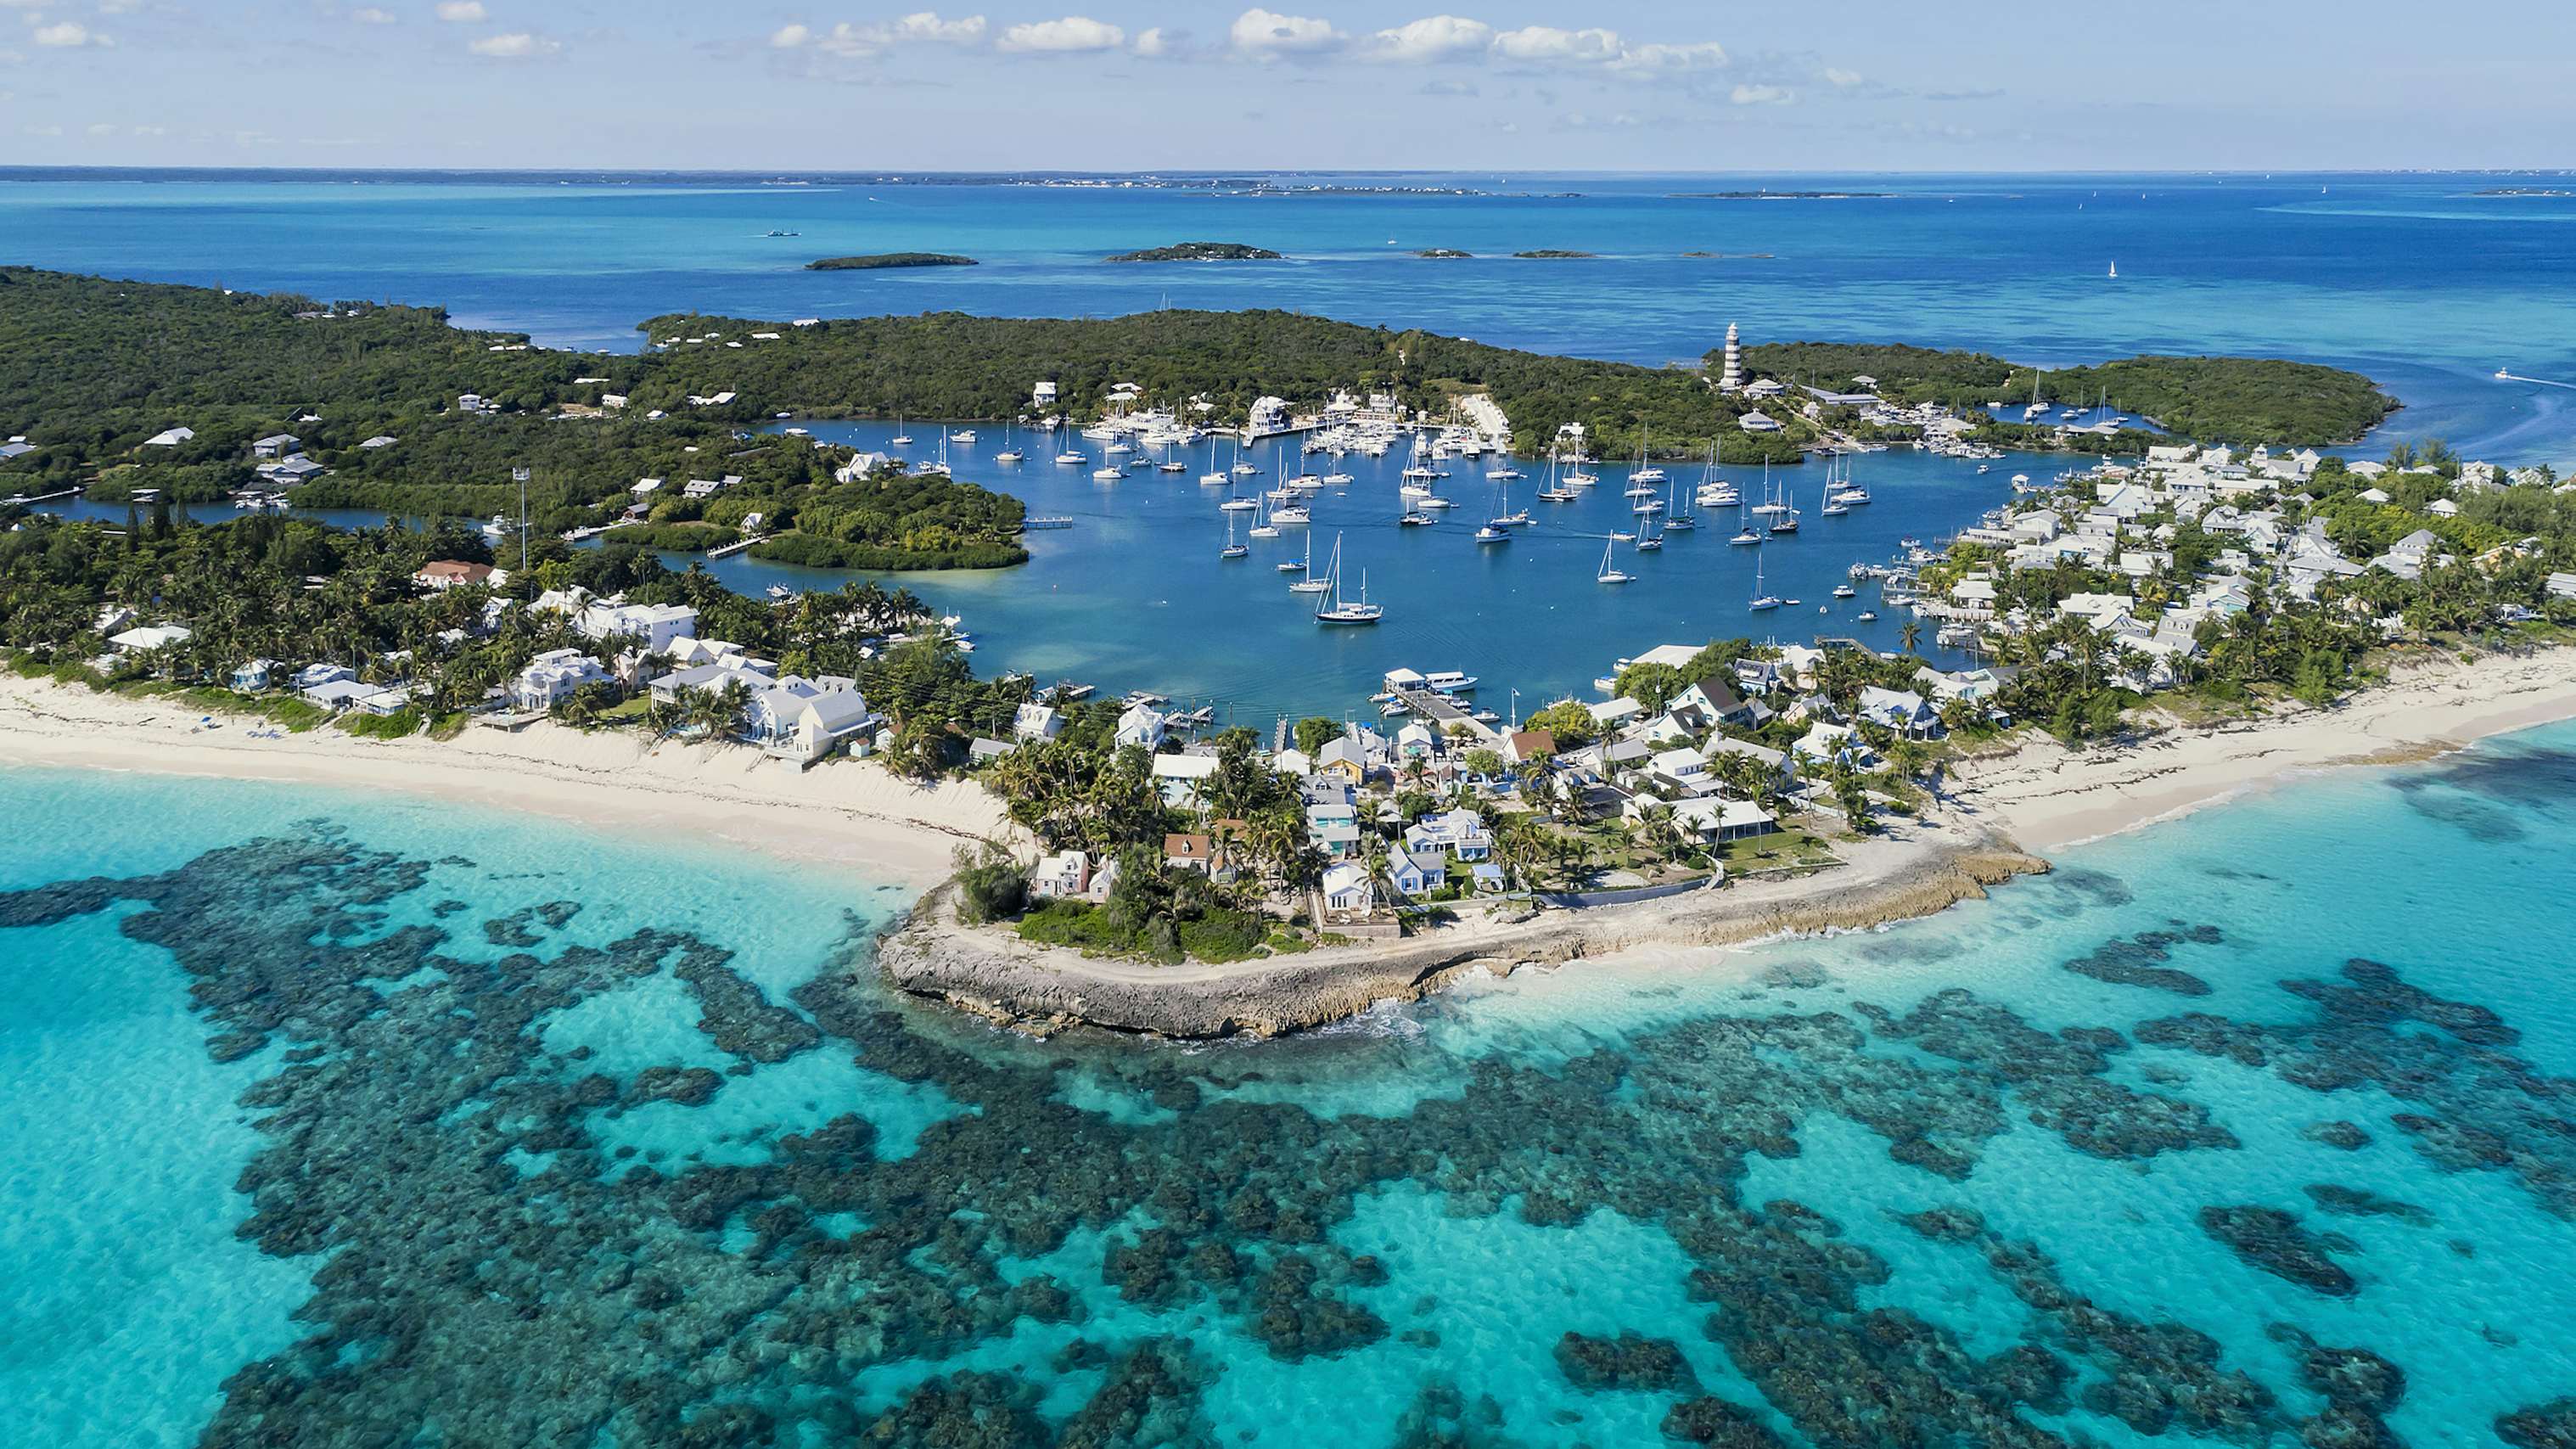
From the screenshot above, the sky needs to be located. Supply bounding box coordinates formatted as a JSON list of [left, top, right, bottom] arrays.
[[2, 0, 2570, 172]]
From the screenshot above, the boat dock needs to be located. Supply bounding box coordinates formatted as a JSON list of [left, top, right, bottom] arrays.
[[1389, 685, 1498, 742], [1023, 516, 1075, 530], [706, 534, 767, 559]]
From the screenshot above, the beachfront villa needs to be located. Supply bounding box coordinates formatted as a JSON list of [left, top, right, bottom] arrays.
[[511, 649, 610, 711], [745, 678, 876, 765], [579, 601, 700, 654]]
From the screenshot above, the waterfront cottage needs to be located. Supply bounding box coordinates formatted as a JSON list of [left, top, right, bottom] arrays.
[[1320, 862, 1375, 914], [1164, 834, 1218, 875], [1115, 703, 1170, 750], [1384, 845, 1447, 899], [1403, 807, 1493, 862], [579, 602, 699, 654], [1314, 735, 1369, 785], [228, 659, 276, 692], [252, 434, 301, 459], [109, 624, 193, 654], [1504, 728, 1557, 767], [1152, 750, 1222, 806], [511, 649, 609, 711], [1032, 850, 1092, 901], [1013, 703, 1064, 741], [1855, 687, 1940, 739], [300, 679, 374, 712]]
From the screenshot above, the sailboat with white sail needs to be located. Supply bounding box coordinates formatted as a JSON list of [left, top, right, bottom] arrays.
[[1748, 558, 1780, 610]]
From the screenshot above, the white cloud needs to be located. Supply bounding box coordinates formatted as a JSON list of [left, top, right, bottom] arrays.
[[1364, 14, 1488, 62], [1614, 41, 1723, 70], [469, 31, 559, 57], [788, 11, 985, 57], [32, 20, 109, 47], [87, 121, 115, 135], [434, 1, 485, 20], [1230, 8, 1341, 58], [1131, 25, 1173, 56], [996, 14, 1121, 52], [1491, 25, 1619, 65], [1824, 66, 1862, 87], [1729, 82, 1792, 105], [351, 7, 398, 22]]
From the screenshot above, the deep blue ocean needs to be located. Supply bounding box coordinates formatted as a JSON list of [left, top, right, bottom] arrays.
[[6, 718, 2574, 1446], [11, 170, 2576, 719]]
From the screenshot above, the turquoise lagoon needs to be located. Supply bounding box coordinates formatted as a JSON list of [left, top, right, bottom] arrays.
[[3, 725, 2574, 1446]]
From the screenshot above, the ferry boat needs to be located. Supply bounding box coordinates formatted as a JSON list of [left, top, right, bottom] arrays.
[[1425, 671, 1478, 694]]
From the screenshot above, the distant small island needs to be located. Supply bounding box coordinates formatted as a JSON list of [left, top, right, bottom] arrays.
[[1105, 242, 1282, 263], [806, 253, 979, 271], [1415, 248, 1473, 259], [1513, 250, 1597, 259], [1669, 191, 1894, 200], [2476, 188, 2573, 198], [1681, 251, 1777, 260]]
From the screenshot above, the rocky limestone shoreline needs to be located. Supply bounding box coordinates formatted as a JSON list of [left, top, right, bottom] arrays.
[[875, 837, 2048, 1040]]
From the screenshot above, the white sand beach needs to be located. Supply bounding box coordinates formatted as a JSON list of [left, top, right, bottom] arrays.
[[1942, 645, 2576, 851], [0, 676, 1011, 888]]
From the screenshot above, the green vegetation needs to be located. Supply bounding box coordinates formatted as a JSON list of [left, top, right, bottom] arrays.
[[744, 469, 1027, 571], [1737, 340, 2397, 446], [1105, 242, 1282, 262], [1513, 250, 1597, 259], [1415, 249, 1473, 259], [0, 268, 1028, 570], [641, 306, 1809, 462], [805, 253, 979, 271]]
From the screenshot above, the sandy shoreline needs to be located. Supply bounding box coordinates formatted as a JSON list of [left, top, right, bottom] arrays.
[[10, 643, 2576, 1037], [0, 676, 1010, 889], [1942, 644, 2576, 851]]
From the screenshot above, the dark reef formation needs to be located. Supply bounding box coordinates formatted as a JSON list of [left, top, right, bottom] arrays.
[[5, 828, 2572, 1446]]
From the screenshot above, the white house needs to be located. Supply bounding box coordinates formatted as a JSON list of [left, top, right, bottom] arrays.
[[1672, 795, 1778, 844], [1403, 807, 1492, 862], [1013, 702, 1064, 742], [512, 648, 610, 711], [1321, 862, 1376, 913], [1855, 687, 1940, 739], [578, 602, 699, 654], [1033, 850, 1092, 901], [300, 678, 375, 712], [747, 679, 876, 764], [227, 659, 277, 692], [143, 427, 196, 447], [1152, 750, 1223, 806], [109, 624, 193, 654], [1647, 745, 1720, 798], [1115, 703, 1170, 750]]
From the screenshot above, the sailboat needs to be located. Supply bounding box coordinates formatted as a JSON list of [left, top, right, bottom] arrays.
[[1770, 489, 1800, 534], [1221, 514, 1247, 560], [1631, 423, 1666, 485], [1248, 493, 1280, 539], [1290, 534, 1331, 593], [1748, 558, 1781, 611], [1202, 440, 1229, 486], [1663, 475, 1695, 531], [1314, 535, 1383, 624], [2107, 261, 2119, 279], [1596, 536, 1635, 585], [1536, 455, 1579, 504], [994, 420, 1023, 463], [890, 413, 912, 447], [1280, 535, 1310, 573], [1748, 463, 1786, 515]]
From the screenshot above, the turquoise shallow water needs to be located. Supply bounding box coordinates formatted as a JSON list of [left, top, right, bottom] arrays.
[[3, 726, 2573, 1446]]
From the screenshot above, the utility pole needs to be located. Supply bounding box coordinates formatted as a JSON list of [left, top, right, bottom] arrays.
[[512, 467, 530, 572]]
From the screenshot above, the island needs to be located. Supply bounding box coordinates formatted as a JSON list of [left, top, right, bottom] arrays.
[[805, 253, 979, 271], [1668, 190, 1894, 200], [1104, 242, 1282, 262], [1512, 250, 1597, 259], [1738, 340, 2399, 446], [1414, 249, 1473, 259]]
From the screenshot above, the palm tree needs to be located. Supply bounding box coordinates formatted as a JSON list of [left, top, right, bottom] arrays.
[[1899, 620, 1922, 657]]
